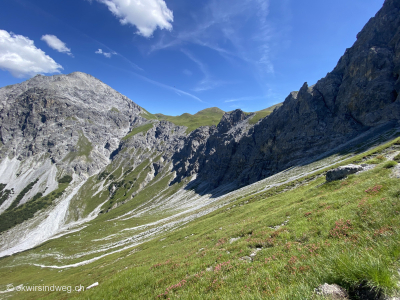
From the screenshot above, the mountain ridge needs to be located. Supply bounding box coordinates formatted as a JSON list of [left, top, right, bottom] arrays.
[[0, 0, 398, 281], [171, 0, 400, 190]]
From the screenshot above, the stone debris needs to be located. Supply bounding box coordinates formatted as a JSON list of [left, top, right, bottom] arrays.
[[315, 283, 349, 299], [239, 256, 253, 262], [229, 237, 241, 244], [326, 164, 363, 182], [269, 218, 289, 230], [250, 248, 262, 257]]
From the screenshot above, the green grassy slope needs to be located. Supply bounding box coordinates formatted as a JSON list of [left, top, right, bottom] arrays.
[[122, 123, 154, 141], [248, 103, 283, 125], [1, 137, 400, 300], [154, 104, 284, 133], [76, 138, 400, 299], [155, 107, 225, 133]]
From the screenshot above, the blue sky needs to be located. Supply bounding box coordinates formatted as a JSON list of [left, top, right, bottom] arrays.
[[0, 0, 384, 115]]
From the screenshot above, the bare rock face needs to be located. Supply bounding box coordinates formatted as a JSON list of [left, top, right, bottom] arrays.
[[172, 0, 400, 190], [326, 164, 364, 182], [0, 72, 146, 177], [0, 72, 149, 216], [171, 109, 253, 188]]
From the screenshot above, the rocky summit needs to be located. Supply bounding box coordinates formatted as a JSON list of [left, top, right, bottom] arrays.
[[0, 0, 400, 299]]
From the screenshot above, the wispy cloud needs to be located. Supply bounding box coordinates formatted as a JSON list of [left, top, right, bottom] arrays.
[[137, 74, 204, 103], [95, 48, 116, 58], [181, 48, 233, 92], [41, 34, 73, 57], [95, 59, 205, 103], [150, 0, 278, 91], [90, 40, 142, 71], [224, 96, 266, 103]]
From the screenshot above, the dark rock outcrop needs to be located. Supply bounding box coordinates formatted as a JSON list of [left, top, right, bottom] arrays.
[[172, 0, 400, 190], [326, 165, 364, 182]]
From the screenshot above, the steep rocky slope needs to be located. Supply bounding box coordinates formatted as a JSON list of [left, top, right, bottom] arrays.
[[0, 0, 399, 260], [172, 0, 400, 189], [0, 72, 151, 254]]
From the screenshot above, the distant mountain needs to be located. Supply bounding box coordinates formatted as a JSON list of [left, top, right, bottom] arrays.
[[248, 103, 283, 125], [155, 107, 225, 133]]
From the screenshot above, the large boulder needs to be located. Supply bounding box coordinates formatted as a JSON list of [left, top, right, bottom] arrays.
[[326, 164, 364, 182]]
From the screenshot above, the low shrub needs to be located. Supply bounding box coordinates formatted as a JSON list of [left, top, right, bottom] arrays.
[[58, 175, 73, 184], [383, 161, 397, 169]]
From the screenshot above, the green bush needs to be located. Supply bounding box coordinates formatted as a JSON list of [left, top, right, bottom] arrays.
[[383, 161, 397, 169], [98, 171, 110, 180], [58, 175, 73, 184], [393, 154, 400, 162], [0, 188, 12, 207], [0, 183, 69, 233], [7, 179, 39, 211]]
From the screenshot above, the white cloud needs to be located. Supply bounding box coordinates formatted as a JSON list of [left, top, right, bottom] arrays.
[[95, 48, 116, 58], [41, 34, 73, 56], [0, 30, 62, 78], [98, 0, 173, 37]]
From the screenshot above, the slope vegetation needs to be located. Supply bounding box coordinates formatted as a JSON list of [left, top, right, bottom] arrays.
[[248, 103, 283, 125], [155, 107, 225, 133], [0, 135, 399, 299]]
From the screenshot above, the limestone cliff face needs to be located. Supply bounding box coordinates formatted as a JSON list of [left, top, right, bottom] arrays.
[[0, 72, 146, 177], [171, 0, 400, 189], [0, 72, 152, 218]]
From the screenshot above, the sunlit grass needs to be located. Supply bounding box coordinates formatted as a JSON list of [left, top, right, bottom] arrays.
[[1, 137, 400, 299]]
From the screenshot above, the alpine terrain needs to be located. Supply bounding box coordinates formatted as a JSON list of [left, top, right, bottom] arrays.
[[0, 0, 400, 299]]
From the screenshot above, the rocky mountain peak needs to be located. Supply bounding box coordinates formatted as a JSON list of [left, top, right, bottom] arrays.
[[217, 109, 248, 134]]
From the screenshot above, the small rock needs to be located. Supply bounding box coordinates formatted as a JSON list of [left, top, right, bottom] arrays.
[[315, 283, 349, 299], [250, 247, 262, 257], [229, 237, 240, 244], [198, 248, 205, 252], [239, 256, 253, 262], [326, 164, 363, 182], [86, 282, 99, 290], [206, 266, 213, 272]]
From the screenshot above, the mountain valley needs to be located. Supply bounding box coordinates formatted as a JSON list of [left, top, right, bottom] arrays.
[[0, 0, 400, 299]]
